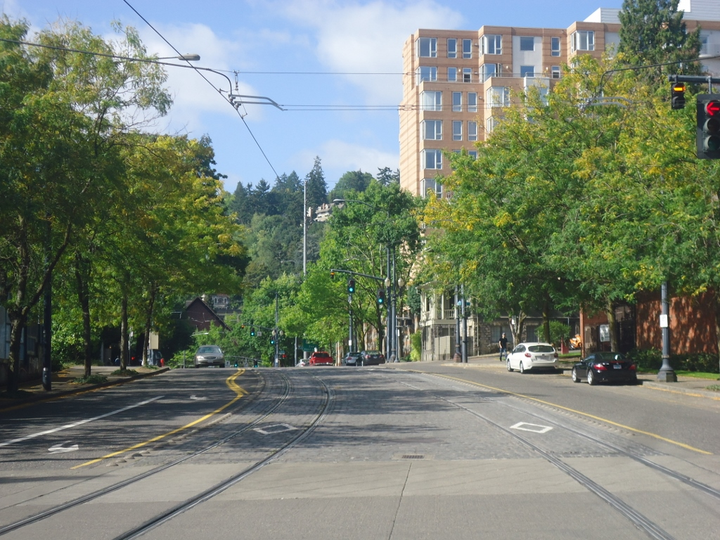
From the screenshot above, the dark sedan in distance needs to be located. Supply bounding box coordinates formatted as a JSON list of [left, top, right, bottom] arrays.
[[359, 350, 385, 366], [571, 352, 638, 385]]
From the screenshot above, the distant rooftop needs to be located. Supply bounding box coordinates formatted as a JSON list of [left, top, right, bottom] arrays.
[[586, 1, 720, 23]]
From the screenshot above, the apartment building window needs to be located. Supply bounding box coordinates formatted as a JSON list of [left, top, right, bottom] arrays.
[[463, 39, 473, 58], [448, 67, 457, 82], [486, 116, 499, 134], [452, 92, 462, 112], [463, 68, 472, 83], [468, 121, 478, 141], [551, 36, 561, 57], [468, 92, 478, 112], [572, 30, 594, 52], [447, 38, 457, 58], [468, 150, 478, 159], [480, 63, 500, 82], [423, 120, 443, 140], [453, 121, 463, 141], [417, 37, 437, 57], [482, 35, 502, 55], [487, 86, 509, 108], [422, 178, 443, 198], [551, 65, 561, 79], [416, 66, 437, 84], [700, 34, 709, 55], [520, 65, 535, 78], [421, 91, 442, 111], [423, 149, 443, 170], [520, 37, 535, 51]]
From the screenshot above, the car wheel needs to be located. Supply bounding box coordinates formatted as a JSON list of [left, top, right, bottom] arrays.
[[519, 362, 525, 374], [506, 359, 513, 372], [571, 367, 581, 383], [587, 370, 596, 386]]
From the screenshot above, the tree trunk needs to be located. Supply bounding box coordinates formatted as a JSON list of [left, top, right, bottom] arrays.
[[542, 299, 551, 343], [75, 252, 93, 378], [120, 291, 129, 371], [6, 311, 28, 393], [607, 300, 619, 352], [509, 310, 526, 349]]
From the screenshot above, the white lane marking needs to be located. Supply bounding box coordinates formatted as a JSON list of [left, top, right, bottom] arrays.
[[49, 442, 79, 454], [254, 424, 298, 435], [510, 422, 553, 434], [0, 396, 164, 448], [189, 395, 207, 400]]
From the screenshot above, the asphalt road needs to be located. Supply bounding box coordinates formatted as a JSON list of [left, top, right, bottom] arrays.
[[1, 362, 719, 540]]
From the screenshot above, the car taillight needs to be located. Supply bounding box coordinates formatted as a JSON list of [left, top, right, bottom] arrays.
[[524, 352, 531, 357], [629, 364, 637, 371], [553, 353, 558, 358], [593, 363, 607, 371]]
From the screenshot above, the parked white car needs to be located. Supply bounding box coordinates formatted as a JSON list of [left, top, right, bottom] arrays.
[[506, 342, 558, 373]]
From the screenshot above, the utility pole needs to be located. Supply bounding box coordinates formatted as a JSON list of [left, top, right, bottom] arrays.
[[274, 291, 279, 368]]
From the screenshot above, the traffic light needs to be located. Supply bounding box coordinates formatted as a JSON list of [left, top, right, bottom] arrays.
[[697, 94, 720, 159], [377, 288, 385, 304], [671, 82, 686, 110], [347, 278, 355, 294], [250, 327, 256, 336]]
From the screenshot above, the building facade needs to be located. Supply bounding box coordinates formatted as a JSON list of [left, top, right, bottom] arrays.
[[400, 3, 720, 196], [401, 2, 720, 360]]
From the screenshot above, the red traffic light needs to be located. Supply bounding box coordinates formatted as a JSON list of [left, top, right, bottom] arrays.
[[706, 100, 720, 116]]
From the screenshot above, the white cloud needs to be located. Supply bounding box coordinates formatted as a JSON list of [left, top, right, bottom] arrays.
[[294, 139, 398, 182], [138, 24, 266, 134], [279, 0, 464, 103]]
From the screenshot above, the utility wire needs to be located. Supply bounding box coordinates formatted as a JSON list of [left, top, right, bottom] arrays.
[[122, 0, 281, 181], [0, 38, 413, 113]]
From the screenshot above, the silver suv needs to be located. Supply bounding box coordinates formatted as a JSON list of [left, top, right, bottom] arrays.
[[194, 345, 225, 367]]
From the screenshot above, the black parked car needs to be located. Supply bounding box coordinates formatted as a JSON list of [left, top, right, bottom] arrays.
[[344, 352, 362, 366], [358, 350, 385, 366], [571, 352, 638, 385]]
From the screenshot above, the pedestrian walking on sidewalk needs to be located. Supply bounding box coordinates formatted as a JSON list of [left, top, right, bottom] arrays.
[[499, 333, 508, 361]]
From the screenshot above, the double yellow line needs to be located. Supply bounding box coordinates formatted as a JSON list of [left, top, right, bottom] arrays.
[[73, 369, 248, 469]]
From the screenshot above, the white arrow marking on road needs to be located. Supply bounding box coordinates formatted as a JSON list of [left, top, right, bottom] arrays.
[[0, 396, 164, 448], [49, 442, 79, 454], [189, 395, 208, 400]]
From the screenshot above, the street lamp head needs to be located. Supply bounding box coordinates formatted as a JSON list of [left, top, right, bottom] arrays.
[[157, 54, 201, 61]]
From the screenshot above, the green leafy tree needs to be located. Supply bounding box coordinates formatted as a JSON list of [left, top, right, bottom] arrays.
[[618, 0, 701, 86]]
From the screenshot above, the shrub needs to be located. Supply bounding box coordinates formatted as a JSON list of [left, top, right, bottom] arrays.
[[410, 331, 421, 361], [627, 348, 719, 374]]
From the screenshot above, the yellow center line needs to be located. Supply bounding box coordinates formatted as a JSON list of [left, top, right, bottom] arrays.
[[72, 369, 248, 469], [424, 371, 712, 455]]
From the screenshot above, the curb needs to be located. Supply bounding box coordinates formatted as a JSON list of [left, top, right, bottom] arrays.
[[0, 367, 170, 411], [640, 380, 720, 400]]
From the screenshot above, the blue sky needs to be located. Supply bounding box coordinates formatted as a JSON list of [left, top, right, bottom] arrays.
[[5, 0, 622, 194]]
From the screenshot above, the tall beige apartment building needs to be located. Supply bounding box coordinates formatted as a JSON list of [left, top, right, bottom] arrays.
[[399, 1, 720, 198]]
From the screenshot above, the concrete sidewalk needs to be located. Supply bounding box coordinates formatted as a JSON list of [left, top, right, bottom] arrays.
[[449, 353, 720, 400], [0, 365, 169, 410]]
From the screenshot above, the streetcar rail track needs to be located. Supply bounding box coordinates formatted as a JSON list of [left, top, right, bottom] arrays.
[[114, 373, 333, 540], [402, 375, 687, 540], [0, 369, 292, 537]]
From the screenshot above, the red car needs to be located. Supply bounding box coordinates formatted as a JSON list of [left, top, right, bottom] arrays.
[[308, 351, 334, 366]]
